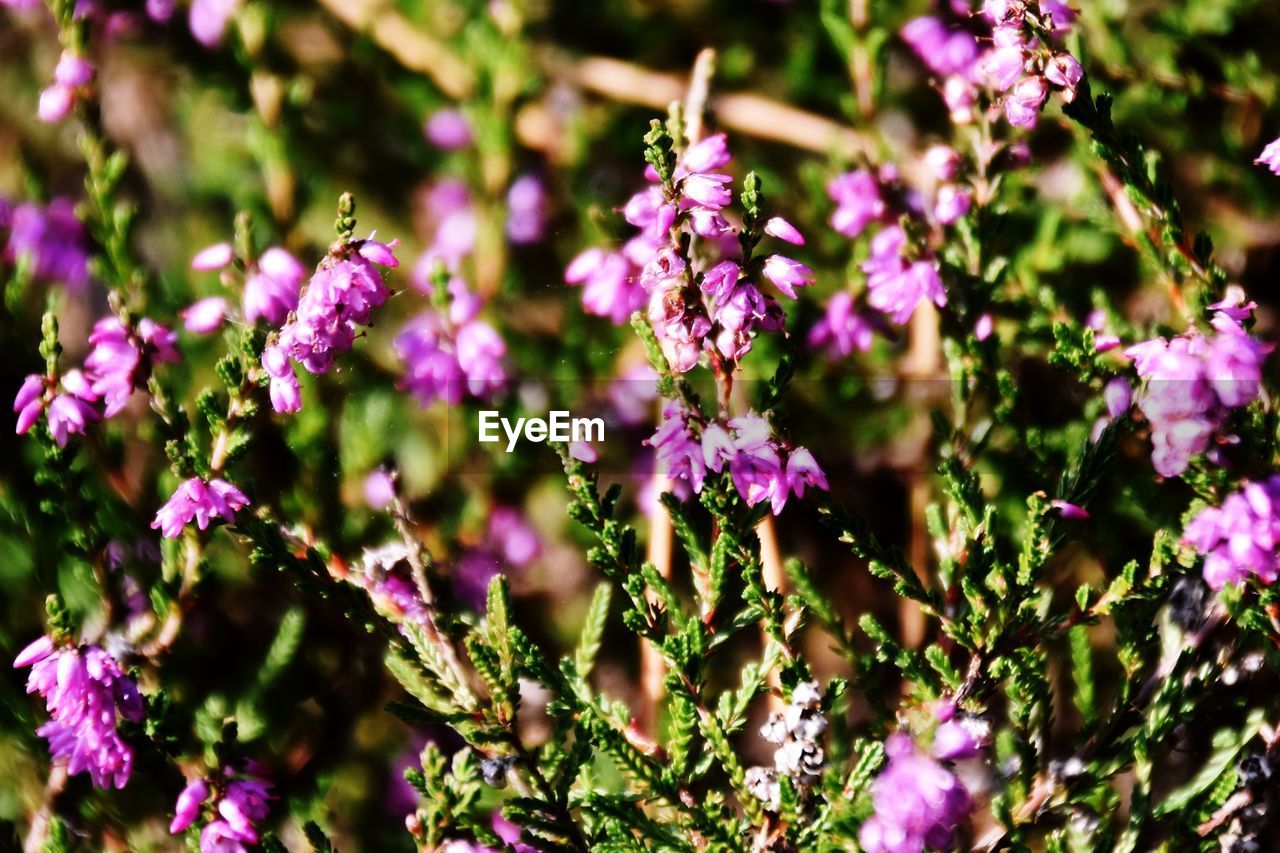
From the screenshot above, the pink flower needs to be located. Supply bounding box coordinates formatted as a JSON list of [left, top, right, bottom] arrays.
[[363, 469, 396, 508], [934, 185, 972, 225], [1044, 53, 1084, 102], [764, 216, 805, 246], [151, 477, 250, 538], [191, 242, 234, 271], [53, 53, 94, 88], [860, 733, 972, 853], [425, 109, 472, 149], [565, 249, 644, 325], [14, 374, 46, 435], [189, 0, 241, 47], [243, 247, 305, 325], [923, 145, 962, 181], [862, 226, 946, 324], [506, 174, 548, 244], [37, 85, 75, 123], [181, 297, 229, 334], [1005, 76, 1048, 127], [761, 255, 814, 299], [170, 778, 210, 834], [809, 292, 875, 358], [1255, 137, 1280, 175], [827, 170, 884, 238]]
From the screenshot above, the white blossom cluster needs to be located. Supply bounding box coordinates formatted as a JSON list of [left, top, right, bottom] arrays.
[[744, 681, 827, 809]]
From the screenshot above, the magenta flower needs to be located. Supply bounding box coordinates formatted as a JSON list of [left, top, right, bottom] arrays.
[[862, 226, 946, 324], [900, 17, 981, 78], [923, 145, 962, 181], [761, 255, 814, 300], [14, 373, 46, 435], [182, 296, 229, 334], [151, 477, 250, 538], [1184, 477, 1280, 589], [363, 469, 396, 508], [191, 241, 234, 271], [700, 260, 741, 304], [267, 235, 397, 412], [1104, 378, 1133, 419], [1045, 53, 1084, 102], [934, 184, 972, 225], [827, 170, 884, 238], [565, 248, 645, 325], [1255, 136, 1280, 175], [982, 44, 1027, 92], [189, 0, 241, 47], [85, 316, 180, 417], [395, 278, 506, 408], [425, 109, 472, 149], [764, 216, 805, 246], [170, 778, 210, 833], [244, 247, 305, 325], [809, 292, 875, 359], [506, 174, 548, 244], [784, 447, 828, 499], [859, 733, 972, 853], [1005, 76, 1048, 127], [15, 638, 142, 790], [5, 198, 92, 291], [647, 403, 707, 494]]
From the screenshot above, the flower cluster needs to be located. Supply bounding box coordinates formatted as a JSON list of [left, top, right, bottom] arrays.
[[506, 174, 548, 245], [262, 235, 398, 413], [648, 405, 826, 515], [859, 730, 975, 853], [745, 681, 827, 809], [901, 0, 1081, 129], [169, 766, 274, 852], [1183, 476, 1280, 589], [151, 477, 250, 538], [394, 277, 507, 407], [1125, 301, 1270, 477], [14, 636, 142, 789], [189, 242, 307, 329], [16, 316, 180, 445], [3, 196, 92, 290], [568, 131, 808, 370]]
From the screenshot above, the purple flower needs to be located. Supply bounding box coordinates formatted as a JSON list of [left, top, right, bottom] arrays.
[[176, 767, 273, 851], [192, 242, 234, 271], [189, 0, 241, 47], [244, 247, 305, 325], [943, 77, 978, 124], [1104, 377, 1132, 419], [809, 292, 875, 358], [934, 184, 972, 225], [171, 778, 210, 833], [1045, 53, 1084, 102], [1184, 477, 1280, 589], [931, 714, 989, 762], [700, 260, 741, 304], [84, 316, 180, 416], [182, 296, 229, 334], [54, 52, 94, 88], [267, 236, 396, 412], [363, 469, 396, 508], [647, 403, 707, 494], [784, 447, 828, 500], [1256, 136, 1280, 175], [46, 391, 99, 446], [678, 133, 731, 175], [764, 216, 805, 246], [565, 248, 645, 325], [14, 373, 46, 435], [488, 506, 540, 567], [15, 639, 142, 790], [982, 44, 1027, 92], [1005, 76, 1048, 127], [681, 172, 733, 211], [425, 109, 472, 149], [859, 733, 972, 853], [827, 170, 884, 238], [761, 255, 814, 299], [151, 477, 250, 538], [924, 145, 962, 182], [900, 17, 981, 78], [862, 226, 946, 324], [506, 174, 547, 244], [1050, 500, 1090, 520], [5, 198, 92, 291]]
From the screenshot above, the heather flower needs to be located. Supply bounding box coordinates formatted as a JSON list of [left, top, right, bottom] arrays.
[[170, 778, 210, 833], [1104, 377, 1133, 419], [1126, 310, 1270, 476], [699, 259, 741, 304], [85, 316, 180, 416], [1045, 53, 1084, 102], [747, 682, 828, 809], [784, 447, 828, 499], [191, 241, 234, 271], [1005, 76, 1048, 127], [943, 76, 978, 124], [859, 733, 972, 853], [415, 180, 478, 273], [1183, 477, 1280, 589], [1255, 136, 1280, 176], [900, 17, 981, 78], [827, 170, 884, 238], [646, 403, 706, 494], [14, 373, 46, 435], [425, 109, 472, 149], [395, 279, 507, 408], [172, 767, 273, 852], [267, 235, 397, 412], [923, 145, 962, 181], [151, 477, 250, 538], [931, 714, 990, 762], [934, 184, 972, 225], [983, 44, 1027, 91], [243, 247, 305, 325], [15, 638, 142, 789], [46, 388, 99, 446], [862, 226, 946, 324], [809, 292, 875, 358], [189, 0, 241, 47], [761, 255, 814, 299], [565, 248, 645, 325], [764, 216, 805, 245], [5, 198, 92, 291], [363, 469, 396, 508], [182, 296, 229, 334], [506, 174, 547, 244]]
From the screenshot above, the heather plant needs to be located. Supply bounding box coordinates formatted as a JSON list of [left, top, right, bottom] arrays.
[[5, 1, 1280, 851]]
